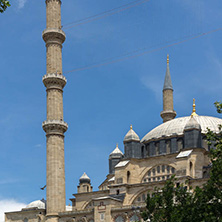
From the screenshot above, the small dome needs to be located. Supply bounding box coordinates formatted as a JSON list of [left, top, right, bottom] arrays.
[[109, 144, 123, 157], [124, 125, 140, 143], [25, 199, 46, 209], [66, 205, 72, 211], [79, 172, 90, 183], [184, 116, 201, 131]]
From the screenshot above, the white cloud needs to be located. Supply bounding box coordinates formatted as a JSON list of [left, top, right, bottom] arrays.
[[0, 179, 18, 185], [18, 0, 28, 9], [140, 75, 162, 101], [0, 199, 26, 222]]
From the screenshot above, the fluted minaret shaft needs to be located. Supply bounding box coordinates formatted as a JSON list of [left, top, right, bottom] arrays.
[[160, 55, 176, 123], [42, 0, 68, 217]]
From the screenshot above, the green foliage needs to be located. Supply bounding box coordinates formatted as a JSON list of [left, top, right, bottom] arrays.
[[0, 0, 10, 13], [214, 101, 222, 114], [141, 102, 222, 222]]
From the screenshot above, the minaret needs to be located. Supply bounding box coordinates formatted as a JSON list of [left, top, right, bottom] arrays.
[[160, 55, 177, 122], [42, 0, 68, 219]]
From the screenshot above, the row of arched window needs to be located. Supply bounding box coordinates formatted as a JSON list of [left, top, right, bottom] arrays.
[[143, 165, 176, 183], [113, 214, 140, 222], [76, 219, 94, 222], [143, 136, 211, 158], [144, 138, 184, 157]]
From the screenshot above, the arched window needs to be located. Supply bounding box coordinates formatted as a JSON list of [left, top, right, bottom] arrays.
[[133, 191, 148, 204], [130, 214, 139, 221], [155, 142, 160, 155], [146, 144, 150, 156], [115, 216, 124, 222], [141, 146, 144, 158], [142, 193, 146, 201], [177, 138, 184, 151], [190, 161, 193, 177], [24, 218, 28, 222], [127, 171, 130, 183], [166, 140, 171, 154]]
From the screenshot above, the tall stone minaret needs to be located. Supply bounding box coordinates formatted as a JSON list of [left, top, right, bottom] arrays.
[[160, 55, 176, 122], [42, 0, 68, 219]]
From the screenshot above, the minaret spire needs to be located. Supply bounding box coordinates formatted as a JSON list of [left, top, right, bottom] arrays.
[[160, 54, 176, 122], [163, 54, 173, 90], [42, 0, 68, 219]]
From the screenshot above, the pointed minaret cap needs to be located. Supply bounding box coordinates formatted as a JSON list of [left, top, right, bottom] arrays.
[[123, 125, 140, 143], [79, 172, 91, 184], [163, 54, 173, 91], [110, 143, 123, 156]]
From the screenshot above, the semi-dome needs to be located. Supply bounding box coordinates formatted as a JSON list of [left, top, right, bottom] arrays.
[[142, 116, 222, 142], [124, 125, 140, 143], [25, 199, 46, 209]]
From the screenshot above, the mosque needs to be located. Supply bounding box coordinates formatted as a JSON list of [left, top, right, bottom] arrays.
[[4, 0, 222, 222]]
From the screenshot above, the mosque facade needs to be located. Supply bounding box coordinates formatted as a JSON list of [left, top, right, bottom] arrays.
[[4, 0, 222, 222]]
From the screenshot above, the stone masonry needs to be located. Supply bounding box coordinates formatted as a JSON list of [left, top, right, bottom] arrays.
[[160, 55, 176, 122], [42, 0, 68, 220]]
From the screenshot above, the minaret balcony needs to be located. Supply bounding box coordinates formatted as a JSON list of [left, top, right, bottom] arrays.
[[160, 110, 177, 122], [42, 120, 68, 135], [43, 73, 67, 89], [42, 28, 66, 44]]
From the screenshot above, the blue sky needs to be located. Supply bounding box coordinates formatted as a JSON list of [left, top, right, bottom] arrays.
[[0, 0, 222, 218]]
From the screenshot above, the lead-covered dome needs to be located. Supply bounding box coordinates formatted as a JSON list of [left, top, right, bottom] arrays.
[[79, 172, 91, 184], [124, 125, 140, 143], [109, 144, 123, 158], [25, 199, 46, 209], [142, 116, 222, 142]]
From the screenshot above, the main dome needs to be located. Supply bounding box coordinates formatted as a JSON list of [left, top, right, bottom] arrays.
[[142, 116, 222, 142]]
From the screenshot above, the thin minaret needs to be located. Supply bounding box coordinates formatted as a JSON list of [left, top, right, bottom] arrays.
[[42, 0, 68, 219], [160, 55, 176, 122]]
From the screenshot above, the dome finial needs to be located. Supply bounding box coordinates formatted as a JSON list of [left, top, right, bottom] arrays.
[[130, 124, 133, 129], [167, 54, 169, 64], [116, 143, 118, 147], [191, 98, 198, 117]]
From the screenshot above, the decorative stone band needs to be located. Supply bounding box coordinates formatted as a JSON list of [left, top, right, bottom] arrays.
[[43, 73, 67, 89], [42, 28, 66, 45], [42, 120, 68, 136]]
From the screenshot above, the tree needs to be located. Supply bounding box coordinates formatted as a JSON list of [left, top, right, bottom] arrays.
[[141, 102, 222, 222], [0, 0, 10, 13]]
